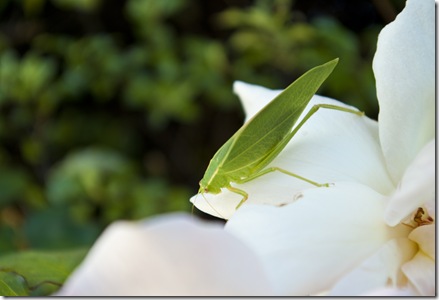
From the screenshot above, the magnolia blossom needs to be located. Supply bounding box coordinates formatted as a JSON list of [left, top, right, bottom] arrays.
[[58, 0, 434, 296], [192, 0, 434, 295]]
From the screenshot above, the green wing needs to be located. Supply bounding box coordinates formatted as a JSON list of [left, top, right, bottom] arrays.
[[220, 58, 339, 177]]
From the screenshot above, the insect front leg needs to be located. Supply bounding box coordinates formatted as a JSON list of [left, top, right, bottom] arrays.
[[226, 186, 249, 209]]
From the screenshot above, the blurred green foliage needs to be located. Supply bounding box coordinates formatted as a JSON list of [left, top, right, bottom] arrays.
[[0, 248, 87, 295], [0, 0, 403, 263]]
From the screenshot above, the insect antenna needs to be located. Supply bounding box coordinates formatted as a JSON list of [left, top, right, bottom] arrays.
[[192, 192, 226, 220]]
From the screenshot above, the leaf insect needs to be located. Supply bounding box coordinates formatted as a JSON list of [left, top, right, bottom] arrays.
[[198, 58, 364, 209]]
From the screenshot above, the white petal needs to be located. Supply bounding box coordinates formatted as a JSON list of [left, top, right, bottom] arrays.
[[401, 251, 435, 296], [225, 183, 404, 295], [373, 0, 435, 183], [57, 213, 274, 296], [384, 139, 435, 226], [329, 238, 417, 296], [408, 224, 435, 260], [270, 95, 393, 194], [192, 94, 394, 219], [190, 188, 243, 219], [362, 286, 419, 296], [233, 81, 279, 122]]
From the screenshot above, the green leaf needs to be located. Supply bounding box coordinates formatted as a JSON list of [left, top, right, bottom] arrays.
[[0, 271, 28, 296], [0, 248, 87, 296]]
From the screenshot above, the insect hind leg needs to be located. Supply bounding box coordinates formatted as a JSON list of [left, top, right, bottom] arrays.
[[239, 103, 364, 186], [237, 166, 330, 187], [225, 104, 361, 210], [263, 167, 330, 187], [291, 103, 364, 140], [236, 103, 363, 188]]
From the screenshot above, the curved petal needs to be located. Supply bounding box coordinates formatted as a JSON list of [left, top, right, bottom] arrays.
[[192, 93, 394, 219], [401, 251, 435, 296], [233, 81, 278, 122], [57, 214, 274, 296], [384, 139, 435, 226], [329, 238, 417, 296], [408, 224, 435, 260], [362, 286, 419, 296], [373, 0, 435, 183], [225, 183, 405, 295]]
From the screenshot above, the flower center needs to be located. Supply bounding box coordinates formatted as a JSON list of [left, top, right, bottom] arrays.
[[413, 207, 434, 226], [400, 207, 434, 229]]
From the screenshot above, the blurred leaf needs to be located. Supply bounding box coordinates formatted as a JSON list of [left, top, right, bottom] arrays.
[[0, 168, 30, 206], [24, 206, 100, 249], [131, 179, 192, 219], [29, 281, 61, 296], [0, 271, 28, 296], [47, 147, 134, 205], [0, 225, 18, 254], [51, 0, 101, 12], [0, 50, 56, 104], [126, 0, 186, 23], [23, 0, 46, 16], [0, 248, 87, 296]]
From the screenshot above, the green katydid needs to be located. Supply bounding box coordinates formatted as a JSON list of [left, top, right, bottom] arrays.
[[198, 58, 364, 208]]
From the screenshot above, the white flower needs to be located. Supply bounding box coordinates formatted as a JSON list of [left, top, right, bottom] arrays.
[[191, 0, 434, 295], [57, 213, 275, 296]]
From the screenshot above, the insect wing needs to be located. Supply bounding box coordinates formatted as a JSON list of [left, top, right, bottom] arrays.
[[220, 59, 339, 175]]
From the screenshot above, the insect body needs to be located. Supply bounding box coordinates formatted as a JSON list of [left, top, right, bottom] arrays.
[[198, 59, 363, 208]]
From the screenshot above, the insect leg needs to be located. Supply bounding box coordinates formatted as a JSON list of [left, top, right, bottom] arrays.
[[243, 103, 364, 182], [242, 103, 364, 184], [232, 105, 363, 188], [237, 166, 329, 187], [226, 186, 249, 209], [228, 104, 363, 209], [290, 103, 364, 141]]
